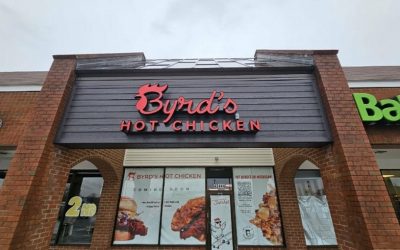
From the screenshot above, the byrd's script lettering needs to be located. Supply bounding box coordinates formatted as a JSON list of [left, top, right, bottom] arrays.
[[120, 83, 261, 133], [135, 84, 238, 123]]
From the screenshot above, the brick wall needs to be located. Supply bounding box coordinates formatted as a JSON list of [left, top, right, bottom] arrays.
[[0, 92, 38, 146], [350, 87, 400, 145], [0, 57, 77, 249], [267, 51, 400, 250], [313, 53, 400, 249]]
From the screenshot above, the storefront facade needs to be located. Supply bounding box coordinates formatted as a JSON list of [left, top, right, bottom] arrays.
[[0, 50, 399, 250]]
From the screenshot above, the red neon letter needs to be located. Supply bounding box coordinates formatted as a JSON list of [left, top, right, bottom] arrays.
[[134, 120, 146, 131], [249, 120, 261, 131], [199, 121, 205, 132], [195, 91, 219, 114], [149, 120, 159, 131], [186, 120, 196, 131], [172, 120, 182, 132], [236, 120, 245, 131], [223, 98, 238, 114], [120, 120, 132, 133], [135, 84, 168, 115], [163, 100, 179, 123], [209, 120, 219, 132], [222, 120, 233, 131], [177, 96, 196, 114]]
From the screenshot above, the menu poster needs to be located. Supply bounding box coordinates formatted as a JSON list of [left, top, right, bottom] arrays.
[[160, 168, 206, 245], [113, 168, 164, 245], [210, 195, 233, 250], [233, 167, 283, 246]]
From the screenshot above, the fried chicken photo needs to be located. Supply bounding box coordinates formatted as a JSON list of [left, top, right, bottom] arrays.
[[250, 189, 283, 245], [171, 196, 206, 242], [114, 196, 148, 241]]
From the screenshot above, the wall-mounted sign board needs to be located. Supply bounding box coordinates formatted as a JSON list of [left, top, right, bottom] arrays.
[[55, 73, 331, 148]]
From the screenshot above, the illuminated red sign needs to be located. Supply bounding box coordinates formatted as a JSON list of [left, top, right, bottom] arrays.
[[120, 84, 261, 133]]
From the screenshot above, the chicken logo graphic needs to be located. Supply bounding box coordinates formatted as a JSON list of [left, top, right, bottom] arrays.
[[211, 217, 232, 249], [135, 84, 168, 115]]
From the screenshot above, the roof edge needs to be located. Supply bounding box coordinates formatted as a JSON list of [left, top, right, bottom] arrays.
[[254, 49, 338, 59], [53, 52, 146, 60]]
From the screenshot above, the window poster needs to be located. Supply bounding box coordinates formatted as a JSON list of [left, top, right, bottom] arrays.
[[233, 167, 283, 246], [114, 168, 164, 245], [160, 168, 206, 245]]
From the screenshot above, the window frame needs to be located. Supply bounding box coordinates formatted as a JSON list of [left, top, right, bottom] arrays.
[[0, 170, 7, 187], [52, 169, 103, 246], [0, 147, 16, 188], [295, 169, 338, 247], [380, 169, 400, 221]]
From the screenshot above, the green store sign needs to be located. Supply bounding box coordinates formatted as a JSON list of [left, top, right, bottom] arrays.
[[353, 93, 400, 123]]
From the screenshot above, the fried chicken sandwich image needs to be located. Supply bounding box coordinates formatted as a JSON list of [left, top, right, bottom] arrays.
[[114, 196, 148, 241], [171, 196, 206, 242], [250, 188, 283, 245]]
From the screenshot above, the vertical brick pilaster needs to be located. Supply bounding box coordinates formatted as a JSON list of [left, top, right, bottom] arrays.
[[0, 58, 76, 249], [314, 53, 400, 249]]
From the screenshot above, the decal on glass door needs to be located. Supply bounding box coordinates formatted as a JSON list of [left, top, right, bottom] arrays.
[[210, 195, 233, 250]]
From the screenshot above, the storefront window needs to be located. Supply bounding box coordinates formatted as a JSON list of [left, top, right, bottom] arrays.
[[160, 168, 206, 245], [52, 169, 103, 245], [233, 167, 283, 246], [381, 170, 400, 220], [295, 169, 337, 246], [0, 149, 15, 187], [114, 167, 283, 248], [113, 168, 164, 245]]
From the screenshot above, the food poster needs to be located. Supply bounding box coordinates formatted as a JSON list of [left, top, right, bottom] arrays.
[[114, 168, 164, 245], [233, 167, 283, 246], [210, 195, 233, 250], [160, 168, 206, 245]]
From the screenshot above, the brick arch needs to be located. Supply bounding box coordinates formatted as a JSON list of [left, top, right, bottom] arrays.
[[41, 149, 124, 250], [47, 150, 123, 249], [67, 155, 122, 249], [68, 155, 120, 186], [277, 154, 322, 181], [274, 147, 359, 250], [273, 148, 328, 250]]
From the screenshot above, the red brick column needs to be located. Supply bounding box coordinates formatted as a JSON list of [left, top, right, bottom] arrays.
[[0, 57, 76, 249], [314, 52, 400, 249]]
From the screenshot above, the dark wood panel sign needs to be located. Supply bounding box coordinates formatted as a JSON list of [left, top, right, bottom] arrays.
[[55, 74, 331, 148]]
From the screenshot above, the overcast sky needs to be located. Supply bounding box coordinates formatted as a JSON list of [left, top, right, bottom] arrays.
[[1, 0, 399, 71]]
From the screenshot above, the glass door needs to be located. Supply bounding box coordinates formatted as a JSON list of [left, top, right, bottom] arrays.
[[209, 192, 234, 250], [206, 168, 236, 250]]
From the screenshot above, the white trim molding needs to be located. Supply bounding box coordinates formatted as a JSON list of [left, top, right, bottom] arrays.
[[124, 148, 275, 167], [349, 81, 400, 88], [0, 85, 42, 92]]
